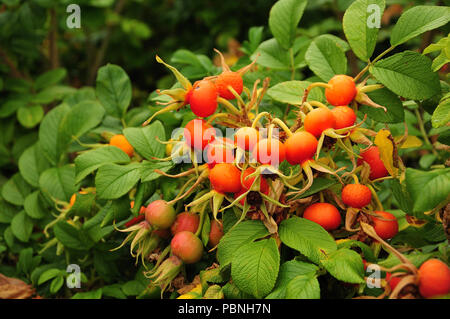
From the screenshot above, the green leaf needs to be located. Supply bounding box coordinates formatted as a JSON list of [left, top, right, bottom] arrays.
[[1, 173, 32, 206], [139, 161, 174, 182], [231, 238, 280, 299], [279, 216, 337, 264], [38, 103, 71, 165], [268, 0, 307, 50], [336, 240, 376, 262], [34, 68, 67, 91], [267, 80, 324, 105], [431, 98, 450, 128], [305, 35, 347, 82], [123, 121, 166, 160], [74, 146, 131, 184], [217, 220, 269, 267], [321, 248, 365, 283], [294, 177, 338, 199], [266, 260, 318, 299], [252, 38, 292, 70], [405, 168, 450, 213], [343, 0, 385, 61], [390, 6, 450, 46], [11, 210, 33, 242], [285, 274, 320, 299], [18, 143, 51, 187], [122, 280, 146, 296], [359, 88, 404, 123], [0, 198, 18, 223], [96, 64, 132, 118], [58, 100, 105, 145], [72, 289, 102, 299], [49, 276, 64, 294], [95, 163, 141, 199], [17, 105, 44, 128], [370, 51, 441, 100], [53, 221, 93, 250], [39, 165, 76, 202], [38, 268, 63, 285], [24, 191, 47, 219]]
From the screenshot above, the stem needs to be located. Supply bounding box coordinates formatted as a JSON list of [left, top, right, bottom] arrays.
[[414, 108, 439, 157], [251, 111, 270, 129], [217, 97, 241, 116], [302, 82, 332, 104], [354, 46, 396, 82], [308, 101, 329, 109], [289, 48, 295, 80], [271, 118, 293, 137]]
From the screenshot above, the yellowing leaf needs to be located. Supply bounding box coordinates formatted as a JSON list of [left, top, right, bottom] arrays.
[[395, 135, 423, 149], [374, 129, 398, 177]]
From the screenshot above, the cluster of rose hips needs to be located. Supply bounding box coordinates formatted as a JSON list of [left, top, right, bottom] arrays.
[[64, 50, 449, 298]]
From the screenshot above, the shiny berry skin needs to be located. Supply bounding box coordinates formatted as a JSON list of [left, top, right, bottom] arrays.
[[418, 259, 450, 298], [358, 146, 389, 180], [370, 211, 398, 240], [252, 138, 286, 166], [205, 137, 235, 168], [303, 203, 341, 231], [171, 212, 200, 235], [304, 107, 336, 138], [184, 119, 216, 151], [110, 134, 134, 157], [234, 127, 260, 151], [284, 131, 318, 165], [241, 167, 270, 194], [208, 220, 224, 247], [145, 200, 176, 229], [341, 184, 372, 208], [209, 163, 242, 193], [385, 272, 402, 291], [69, 193, 77, 207], [331, 106, 357, 129], [189, 80, 218, 117], [325, 75, 357, 106], [171, 231, 203, 264], [215, 71, 243, 100]]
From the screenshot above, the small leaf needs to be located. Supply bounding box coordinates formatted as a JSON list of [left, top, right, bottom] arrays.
[[267, 80, 324, 105], [17, 105, 44, 128], [39, 165, 76, 202], [305, 35, 347, 82], [321, 249, 365, 284], [285, 274, 320, 299], [370, 51, 441, 100], [268, 0, 307, 50], [391, 6, 450, 46], [231, 238, 280, 299], [266, 260, 318, 299], [95, 163, 141, 199], [96, 64, 132, 118], [11, 211, 33, 242], [279, 216, 337, 264], [343, 0, 386, 61], [74, 146, 130, 184], [217, 220, 269, 267], [405, 168, 450, 213], [34, 68, 67, 91], [123, 121, 166, 160]]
